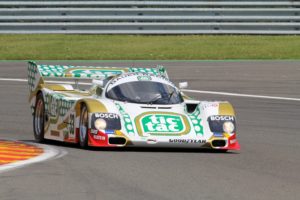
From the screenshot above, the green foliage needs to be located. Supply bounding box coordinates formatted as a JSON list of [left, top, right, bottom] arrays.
[[0, 35, 299, 60]]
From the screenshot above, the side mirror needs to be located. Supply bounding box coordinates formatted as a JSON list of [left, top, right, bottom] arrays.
[[179, 82, 188, 89], [92, 79, 104, 87]]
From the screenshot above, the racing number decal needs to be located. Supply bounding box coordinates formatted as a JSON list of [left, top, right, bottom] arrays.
[[68, 114, 75, 137]]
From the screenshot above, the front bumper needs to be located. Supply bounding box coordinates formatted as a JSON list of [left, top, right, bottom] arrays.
[[87, 129, 240, 151]]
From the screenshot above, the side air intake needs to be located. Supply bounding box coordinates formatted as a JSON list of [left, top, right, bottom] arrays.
[[211, 140, 226, 148], [109, 137, 127, 145]]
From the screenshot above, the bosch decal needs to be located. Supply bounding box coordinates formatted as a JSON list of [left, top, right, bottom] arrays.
[[94, 113, 120, 119], [210, 115, 235, 121], [92, 113, 121, 131], [208, 115, 236, 133]]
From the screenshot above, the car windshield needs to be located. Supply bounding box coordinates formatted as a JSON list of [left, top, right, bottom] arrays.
[[106, 81, 183, 104]]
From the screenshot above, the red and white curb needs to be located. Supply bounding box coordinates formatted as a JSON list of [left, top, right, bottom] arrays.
[[0, 140, 67, 173]]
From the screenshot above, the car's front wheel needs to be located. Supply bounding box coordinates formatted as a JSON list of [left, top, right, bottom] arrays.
[[33, 93, 45, 142], [79, 104, 89, 148]]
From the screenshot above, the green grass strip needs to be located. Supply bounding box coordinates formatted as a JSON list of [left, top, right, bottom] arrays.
[[0, 35, 300, 60]]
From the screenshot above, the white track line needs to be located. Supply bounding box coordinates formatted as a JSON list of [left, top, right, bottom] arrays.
[[0, 78, 91, 85], [182, 89, 300, 102], [0, 77, 300, 102], [0, 141, 67, 173], [0, 78, 28, 82]]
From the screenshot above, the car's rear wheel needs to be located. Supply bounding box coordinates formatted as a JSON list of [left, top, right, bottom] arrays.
[[79, 104, 89, 148], [33, 93, 45, 142]]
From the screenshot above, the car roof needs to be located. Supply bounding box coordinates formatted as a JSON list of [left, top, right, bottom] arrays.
[[106, 72, 175, 91]]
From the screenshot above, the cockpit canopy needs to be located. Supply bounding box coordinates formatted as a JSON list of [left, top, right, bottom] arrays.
[[105, 73, 183, 105]]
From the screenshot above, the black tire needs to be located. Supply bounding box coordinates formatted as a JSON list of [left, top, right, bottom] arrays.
[[33, 92, 45, 142], [79, 104, 89, 148]]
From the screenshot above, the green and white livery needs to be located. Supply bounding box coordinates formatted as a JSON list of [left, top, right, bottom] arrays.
[[27, 61, 240, 151]]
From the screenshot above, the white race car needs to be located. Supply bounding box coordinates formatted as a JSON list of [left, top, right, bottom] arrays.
[[28, 61, 240, 151]]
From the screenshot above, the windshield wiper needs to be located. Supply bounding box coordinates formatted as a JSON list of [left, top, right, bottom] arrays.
[[167, 91, 175, 103]]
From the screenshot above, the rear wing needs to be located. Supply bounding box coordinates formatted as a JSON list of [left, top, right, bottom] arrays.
[[27, 61, 168, 93]]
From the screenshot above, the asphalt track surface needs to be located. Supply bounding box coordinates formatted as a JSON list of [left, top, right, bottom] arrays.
[[0, 61, 299, 200]]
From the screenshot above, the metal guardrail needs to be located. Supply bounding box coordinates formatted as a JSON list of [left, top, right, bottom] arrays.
[[0, 0, 299, 34]]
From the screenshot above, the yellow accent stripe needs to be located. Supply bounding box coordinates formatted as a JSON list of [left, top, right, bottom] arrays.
[[223, 133, 231, 138], [75, 103, 81, 117], [62, 91, 92, 97], [84, 99, 108, 113], [218, 102, 235, 116], [115, 130, 132, 146], [44, 84, 72, 91], [57, 116, 69, 130]]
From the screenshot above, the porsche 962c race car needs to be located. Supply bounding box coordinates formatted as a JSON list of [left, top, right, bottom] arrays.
[[27, 61, 240, 151]]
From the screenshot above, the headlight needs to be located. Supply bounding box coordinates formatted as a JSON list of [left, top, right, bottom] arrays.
[[94, 119, 107, 130], [223, 121, 235, 133]]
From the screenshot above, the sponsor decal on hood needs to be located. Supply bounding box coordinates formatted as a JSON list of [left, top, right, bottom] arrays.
[[135, 112, 191, 136]]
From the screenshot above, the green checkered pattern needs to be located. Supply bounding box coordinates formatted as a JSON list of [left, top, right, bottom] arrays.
[[45, 93, 75, 117], [36, 64, 168, 79], [45, 93, 51, 113], [28, 62, 37, 91], [60, 99, 75, 117], [128, 67, 158, 74], [128, 65, 167, 77], [38, 65, 70, 77], [115, 103, 135, 135], [187, 106, 204, 136]]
